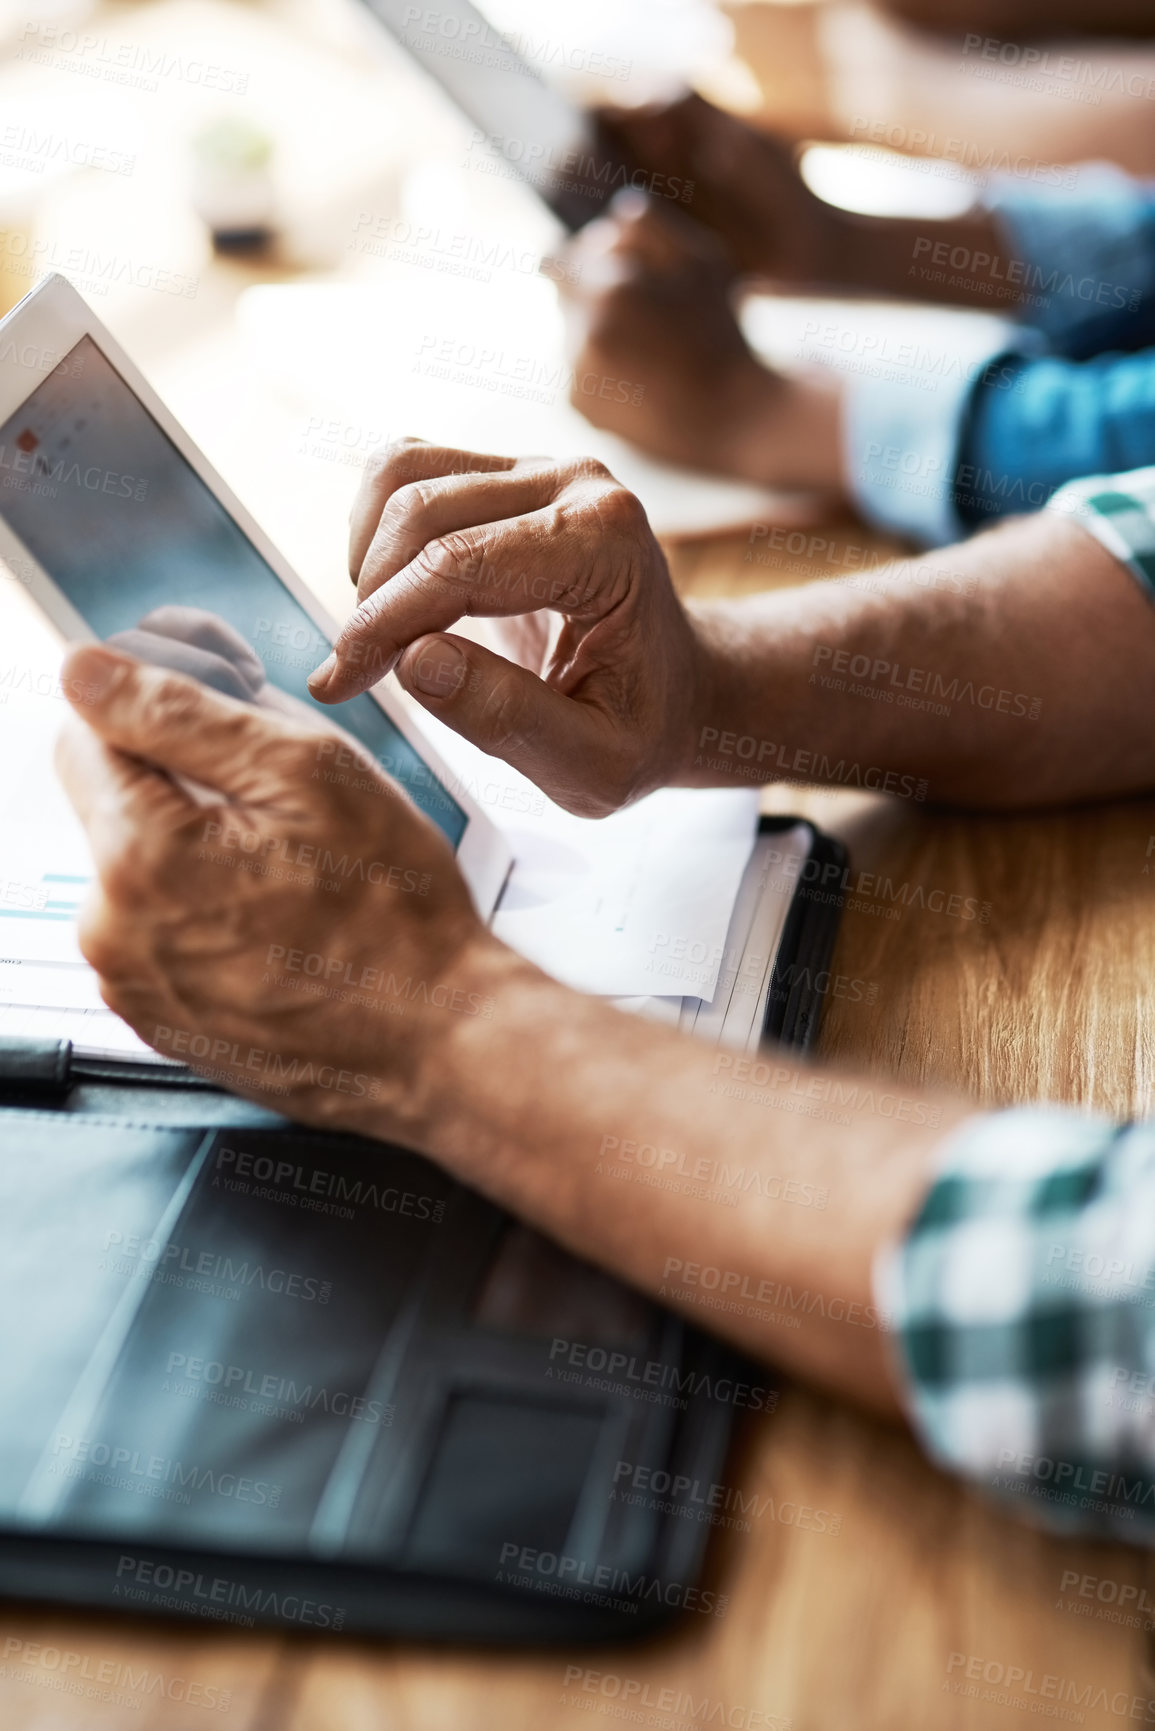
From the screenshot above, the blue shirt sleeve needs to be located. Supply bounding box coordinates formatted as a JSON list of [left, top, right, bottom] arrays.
[[956, 349, 1155, 525], [845, 164, 1155, 542], [842, 345, 1027, 544], [955, 166, 1155, 525], [990, 163, 1155, 359]]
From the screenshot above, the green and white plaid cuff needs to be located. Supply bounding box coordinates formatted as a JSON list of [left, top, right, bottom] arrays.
[[877, 1109, 1155, 1541], [1048, 465, 1155, 599]]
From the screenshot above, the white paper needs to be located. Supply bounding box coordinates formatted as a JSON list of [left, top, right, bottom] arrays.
[[492, 787, 759, 997], [407, 707, 760, 999], [677, 823, 811, 1047]]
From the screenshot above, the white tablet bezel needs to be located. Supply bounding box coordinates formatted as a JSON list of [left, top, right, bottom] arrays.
[[0, 273, 513, 919]]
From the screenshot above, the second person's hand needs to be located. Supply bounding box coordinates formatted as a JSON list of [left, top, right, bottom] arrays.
[[553, 193, 846, 493], [596, 91, 841, 283]]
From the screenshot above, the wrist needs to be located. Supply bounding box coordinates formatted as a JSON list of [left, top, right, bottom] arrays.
[[344, 930, 546, 1154], [298, 921, 509, 1146], [676, 604, 732, 781], [675, 598, 796, 789], [790, 191, 855, 289], [717, 364, 846, 495], [737, 178, 846, 287], [405, 940, 591, 1198], [807, 203, 865, 291]]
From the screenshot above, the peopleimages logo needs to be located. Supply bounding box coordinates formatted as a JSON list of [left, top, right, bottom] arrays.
[[0, 1636, 231, 1710], [760, 846, 989, 924], [661, 1258, 880, 1329], [597, 1134, 829, 1211], [50, 1434, 282, 1509], [0, 441, 147, 500], [212, 1143, 446, 1222], [709, 1054, 943, 1127], [992, 1448, 1155, 1519], [497, 1544, 727, 1617], [113, 1557, 344, 1630], [1060, 1569, 1155, 1617], [810, 643, 1041, 721], [162, 1353, 391, 1426], [103, 1230, 332, 1303], [958, 31, 1155, 102], [609, 1460, 841, 1537], [693, 727, 927, 800], [946, 1650, 1155, 1719], [546, 1337, 776, 1413], [560, 1666, 788, 1727]]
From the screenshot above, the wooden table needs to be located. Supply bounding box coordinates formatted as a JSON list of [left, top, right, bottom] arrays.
[[4, 512, 1154, 1730], [4, 1, 1155, 1722]]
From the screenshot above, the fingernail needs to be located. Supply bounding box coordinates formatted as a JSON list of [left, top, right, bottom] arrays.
[[406, 637, 467, 699], [307, 652, 338, 695], [60, 643, 132, 707], [610, 187, 651, 221]]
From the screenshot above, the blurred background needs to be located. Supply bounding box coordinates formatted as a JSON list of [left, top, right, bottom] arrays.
[[1, 0, 753, 617], [3, 0, 1154, 619]]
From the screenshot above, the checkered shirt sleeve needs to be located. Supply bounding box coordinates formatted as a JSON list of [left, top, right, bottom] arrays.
[[876, 1110, 1155, 1540], [1048, 466, 1155, 600]]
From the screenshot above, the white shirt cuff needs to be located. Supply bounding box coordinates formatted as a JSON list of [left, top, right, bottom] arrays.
[[841, 362, 985, 545]]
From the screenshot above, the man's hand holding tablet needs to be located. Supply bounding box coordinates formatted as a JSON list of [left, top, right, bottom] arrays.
[[54, 639, 519, 1142]]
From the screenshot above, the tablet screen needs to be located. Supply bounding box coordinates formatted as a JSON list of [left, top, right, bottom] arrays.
[[0, 336, 467, 847], [359, 0, 629, 231]]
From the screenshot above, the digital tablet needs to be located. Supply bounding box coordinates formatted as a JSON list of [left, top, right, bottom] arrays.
[[358, 0, 633, 230], [0, 273, 513, 918]]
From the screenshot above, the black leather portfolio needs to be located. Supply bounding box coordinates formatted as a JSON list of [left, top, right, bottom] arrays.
[[0, 819, 846, 1643]]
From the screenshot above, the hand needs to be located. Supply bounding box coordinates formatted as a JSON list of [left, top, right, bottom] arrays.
[[554, 194, 845, 490], [55, 644, 505, 1146], [307, 439, 708, 818], [106, 605, 312, 723], [597, 91, 841, 283]]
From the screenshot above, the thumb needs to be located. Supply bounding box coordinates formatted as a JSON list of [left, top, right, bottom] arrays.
[[395, 634, 627, 818], [61, 644, 328, 808]]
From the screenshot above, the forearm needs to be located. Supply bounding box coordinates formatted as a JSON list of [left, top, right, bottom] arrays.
[[882, 0, 1155, 33], [807, 205, 1022, 311], [681, 513, 1155, 807], [389, 940, 966, 1415]]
